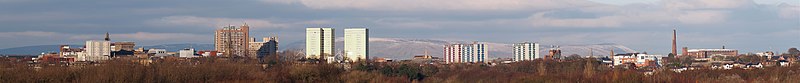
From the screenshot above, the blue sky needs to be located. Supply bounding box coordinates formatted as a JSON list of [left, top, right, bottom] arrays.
[[0, 0, 798, 54]]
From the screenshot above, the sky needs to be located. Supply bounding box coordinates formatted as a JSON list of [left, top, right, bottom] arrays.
[[0, 0, 798, 54]]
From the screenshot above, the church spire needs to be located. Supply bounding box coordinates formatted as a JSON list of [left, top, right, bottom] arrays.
[[104, 32, 110, 41]]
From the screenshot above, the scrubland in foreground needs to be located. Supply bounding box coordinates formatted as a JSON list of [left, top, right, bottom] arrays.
[[1, 57, 799, 83]]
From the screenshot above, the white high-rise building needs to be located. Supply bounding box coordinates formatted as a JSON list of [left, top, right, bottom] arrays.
[[306, 28, 335, 59], [80, 40, 111, 61], [344, 28, 368, 62], [513, 42, 540, 61], [444, 42, 488, 63]]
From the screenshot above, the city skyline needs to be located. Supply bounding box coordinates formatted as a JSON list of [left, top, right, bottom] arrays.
[[1, 1, 800, 82], [0, 0, 798, 55]]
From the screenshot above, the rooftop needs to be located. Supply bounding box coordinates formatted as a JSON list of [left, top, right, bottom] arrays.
[[687, 49, 738, 52]]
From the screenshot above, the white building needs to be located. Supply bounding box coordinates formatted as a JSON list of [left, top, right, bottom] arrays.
[[611, 53, 666, 67], [755, 51, 775, 57], [179, 48, 196, 58], [80, 40, 111, 61], [444, 42, 488, 63], [326, 56, 338, 63], [685, 48, 738, 58], [148, 49, 167, 54], [635, 54, 666, 66], [306, 28, 335, 59], [513, 42, 539, 61], [198, 51, 221, 57], [344, 28, 369, 62], [148, 49, 170, 57], [612, 54, 637, 66], [59, 45, 83, 58]]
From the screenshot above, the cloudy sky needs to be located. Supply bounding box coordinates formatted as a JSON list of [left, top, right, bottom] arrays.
[[0, 0, 798, 54]]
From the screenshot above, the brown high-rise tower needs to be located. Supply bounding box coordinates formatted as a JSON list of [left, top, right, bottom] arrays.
[[671, 28, 677, 56], [214, 23, 250, 57]]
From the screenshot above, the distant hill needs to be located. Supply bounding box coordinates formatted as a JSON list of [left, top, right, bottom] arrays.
[[282, 38, 638, 60], [0, 45, 77, 55], [0, 44, 214, 56], [548, 43, 639, 57]]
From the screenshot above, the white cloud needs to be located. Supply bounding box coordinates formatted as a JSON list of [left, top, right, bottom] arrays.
[[768, 29, 800, 36], [261, 0, 780, 28], [118, 32, 207, 41], [676, 10, 728, 24], [305, 0, 747, 28], [371, 18, 442, 29], [296, 20, 334, 25], [528, 12, 624, 27], [148, 16, 289, 29], [369, 18, 523, 29], [0, 31, 209, 43], [268, 0, 757, 11], [525, 0, 743, 27], [0, 0, 29, 3], [0, 31, 60, 38], [778, 4, 799, 19], [260, 0, 299, 4], [525, 9, 674, 27], [588, 0, 659, 5], [0, 12, 84, 22], [0, 31, 212, 48], [68, 32, 208, 41], [366, 7, 730, 28], [663, 0, 755, 10], [147, 16, 336, 29], [267, 0, 602, 11]]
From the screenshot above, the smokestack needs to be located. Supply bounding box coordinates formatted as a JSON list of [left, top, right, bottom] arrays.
[[672, 28, 677, 56]]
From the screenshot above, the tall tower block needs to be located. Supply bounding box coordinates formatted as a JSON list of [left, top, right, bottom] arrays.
[[306, 28, 335, 59], [344, 28, 369, 62], [214, 23, 250, 57]]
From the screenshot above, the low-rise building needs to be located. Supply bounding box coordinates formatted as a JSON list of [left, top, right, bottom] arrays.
[[611, 53, 667, 67], [148, 49, 167, 54], [248, 37, 278, 58], [179, 48, 196, 58], [198, 50, 220, 57], [375, 58, 393, 63], [546, 47, 562, 60], [683, 48, 738, 58], [59, 45, 83, 59], [111, 42, 135, 51]]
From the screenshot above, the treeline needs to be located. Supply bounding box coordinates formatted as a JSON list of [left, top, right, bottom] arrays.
[[1, 57, 799, 83]]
